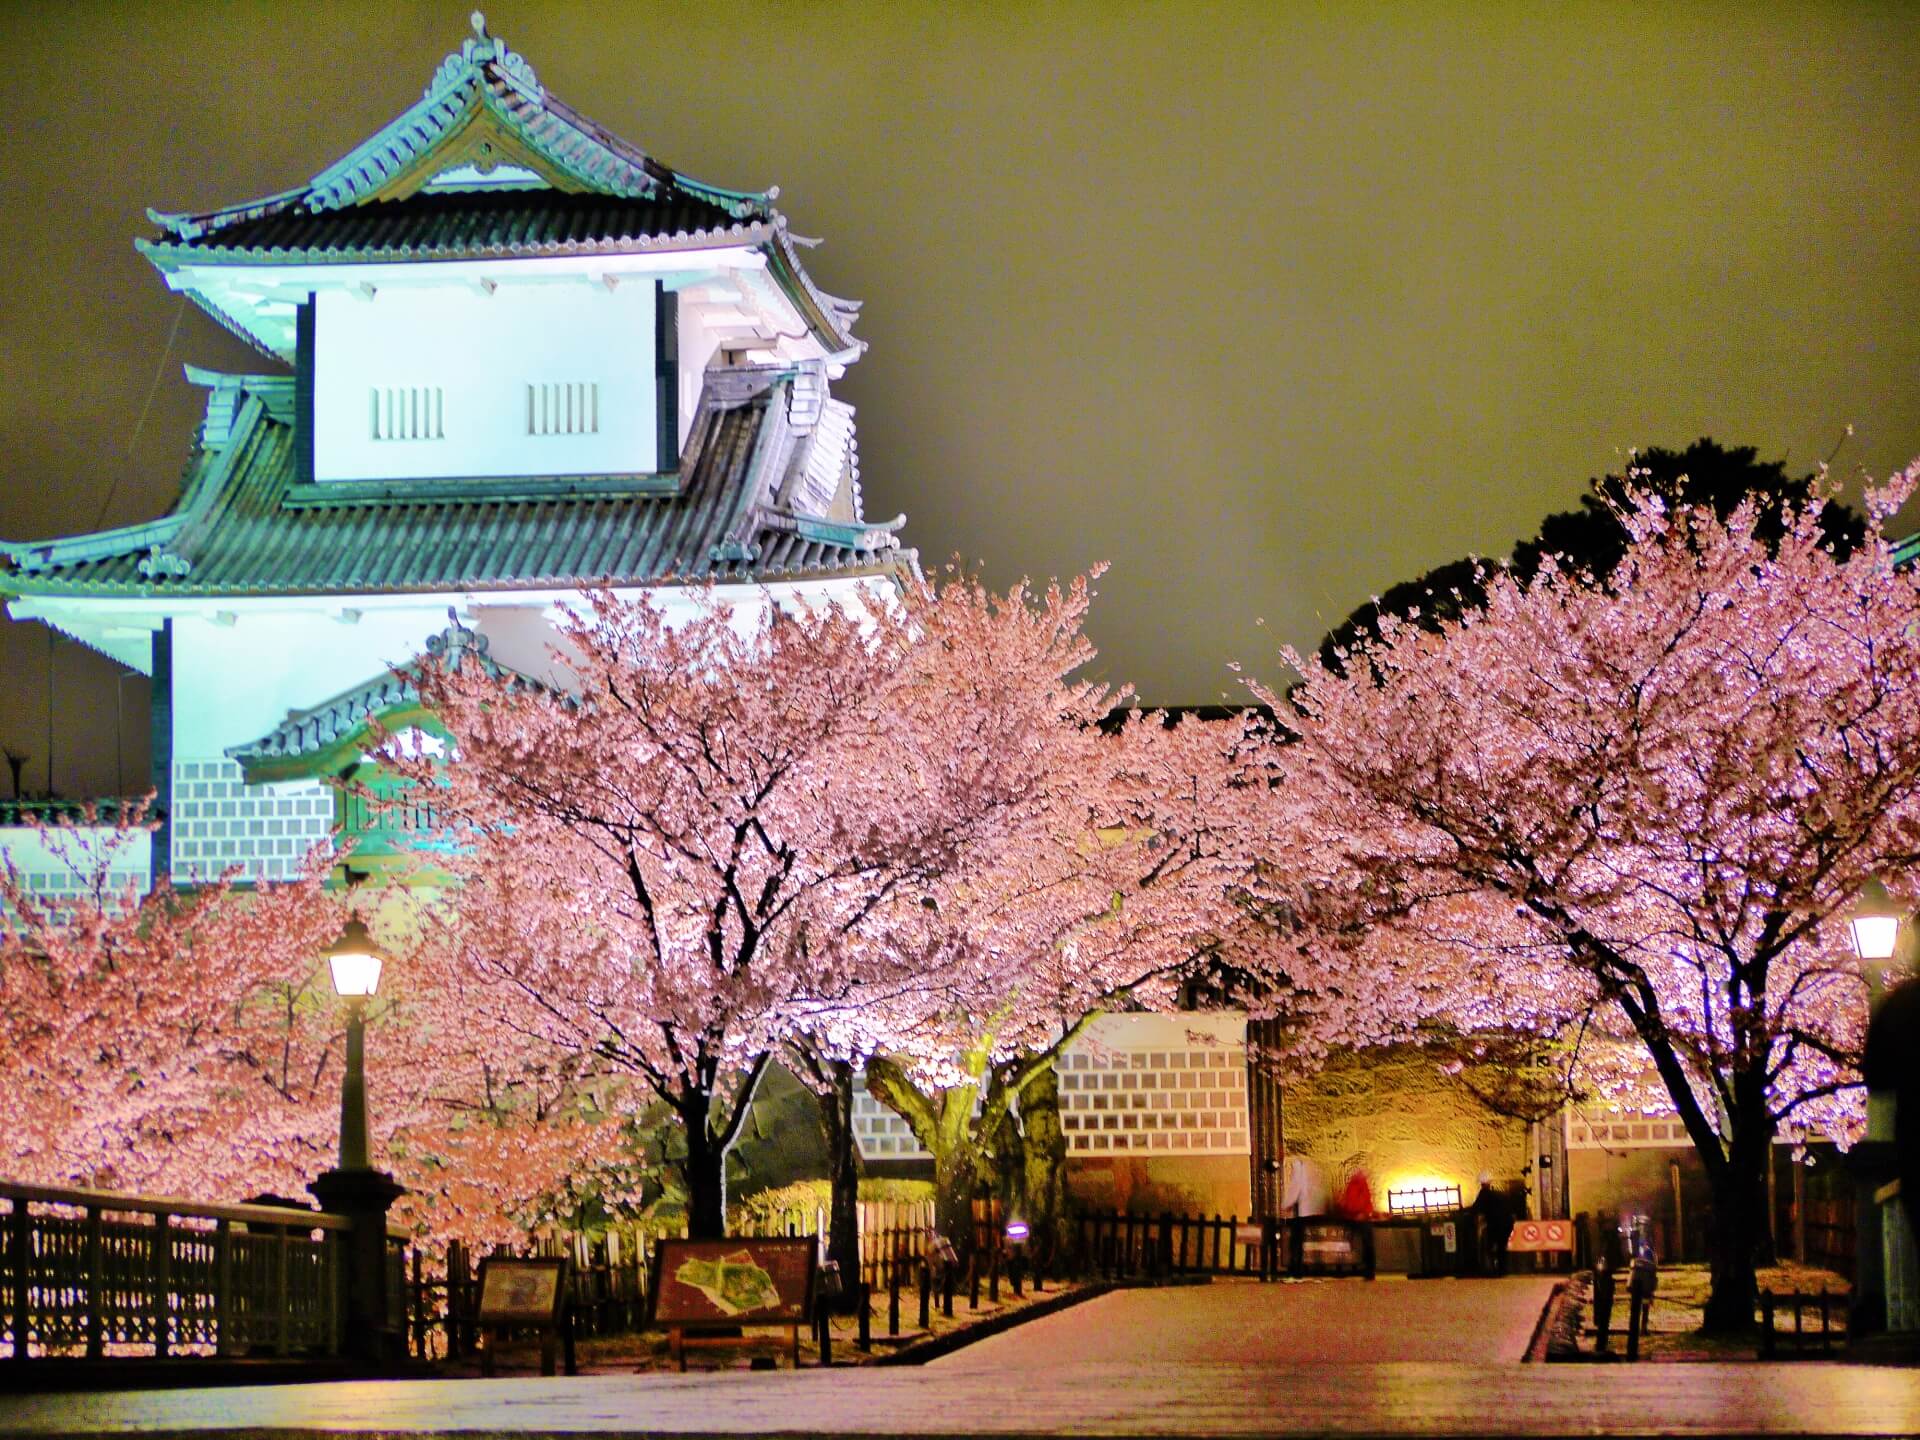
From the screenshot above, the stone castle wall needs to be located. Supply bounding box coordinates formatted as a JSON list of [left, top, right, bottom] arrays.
[[1283, 1046, 1528, 1210]]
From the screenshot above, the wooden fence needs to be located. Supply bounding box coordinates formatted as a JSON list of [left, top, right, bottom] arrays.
[[0, 1180, 406, 1363], [410, 1198, 1001, 1360], [1077, 1211, 1376, 1281]]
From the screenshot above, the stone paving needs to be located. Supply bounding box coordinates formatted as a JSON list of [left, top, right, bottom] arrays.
[[2, 1279, 1918, 1437]]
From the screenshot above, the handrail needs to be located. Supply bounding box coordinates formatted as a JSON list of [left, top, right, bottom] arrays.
[[0, 1179, 352, 1231]]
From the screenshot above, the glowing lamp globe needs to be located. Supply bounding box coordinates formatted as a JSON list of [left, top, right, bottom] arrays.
[[325, 918, 386, 998], [1849, 879, 1902, 963]]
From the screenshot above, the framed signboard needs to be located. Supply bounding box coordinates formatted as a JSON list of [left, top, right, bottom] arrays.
[[478, 1257, 569, 1325], [650, 1237, 817, 1370], [475, 1257, 575, 1377], [1285, 1218, 1375, 1278]]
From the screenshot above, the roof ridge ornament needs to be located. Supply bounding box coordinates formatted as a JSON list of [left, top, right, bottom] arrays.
[[425, 606, 490, 672], [425, 10, 541, 106]]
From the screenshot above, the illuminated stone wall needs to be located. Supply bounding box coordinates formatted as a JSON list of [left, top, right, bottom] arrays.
[[1282, 1046, 1528, 1212]]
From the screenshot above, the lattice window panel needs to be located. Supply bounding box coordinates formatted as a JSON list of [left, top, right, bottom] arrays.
[[1566, 1110, 1693, 1149], [1059, 1044, 1250, 1156], [527, 381, 599, 436], [370, 385, 445, 441]]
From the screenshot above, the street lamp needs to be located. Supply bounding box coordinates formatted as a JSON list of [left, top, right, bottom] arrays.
[[1850, 878, 1902, 965], [324, 917, 386, 1171], [311, 914, 404, 1369]]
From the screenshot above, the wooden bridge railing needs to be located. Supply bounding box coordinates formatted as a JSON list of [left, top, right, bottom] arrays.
[[1, 1180, 399, 1363]]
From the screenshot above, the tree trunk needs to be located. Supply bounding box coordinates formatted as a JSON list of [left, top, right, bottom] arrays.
[[819, 1060, 863, 1307], [1700, 1124, 1770, 1334], [933, 1143, 982, 1257], [681, 1093, 728, 1240], [1018, 1062, 1071, 1269]]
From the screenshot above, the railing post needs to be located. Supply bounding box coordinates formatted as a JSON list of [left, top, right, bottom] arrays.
[[8, 1197, 30, 1364], [86, 1207, 106, 1359], [212, 1218, 233, 1358], [275, 1228, 293, 1358], [152, 1213, 172, 1359]]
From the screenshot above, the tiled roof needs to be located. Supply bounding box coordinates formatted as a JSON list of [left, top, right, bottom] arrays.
[[1, 368, 909, 600], [137, 17, 859, 354], [147, 18, 765, 243], [227, 614, 541, 774], [144, 190, 760, 266]]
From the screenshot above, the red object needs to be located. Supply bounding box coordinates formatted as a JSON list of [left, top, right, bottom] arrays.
[[1335, 1172, 1375, 1220]]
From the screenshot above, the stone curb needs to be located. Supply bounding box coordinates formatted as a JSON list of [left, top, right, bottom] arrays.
[[872, 1281, 1120, 1366]]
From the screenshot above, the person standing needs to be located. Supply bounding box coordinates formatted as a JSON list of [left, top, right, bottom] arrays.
[[1471, 1173, 1514, 1276]]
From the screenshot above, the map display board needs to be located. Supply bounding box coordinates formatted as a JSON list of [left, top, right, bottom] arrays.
[[651, 1238, 816, 1329], [477, 1257, 569, 1325]]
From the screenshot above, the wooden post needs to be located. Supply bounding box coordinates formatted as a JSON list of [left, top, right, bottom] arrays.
[[887, 1263, 900, 1337], [275, 1226, 292, 1358], [988, 1245, 1000, 1303], [1669, 1161, 1684, 1262], [918, 1260, 930, 1329], [87, 1207, 107, 1359], [8, 1198, 31, 1364], [1760, 1291, 1776, 1359], [152, 1214, 172, 1359], [968, 1255, 979, 1311], [1766, 1143, 1779, 1260], [942, 1260, 954, 1318], [1793, 1153, 1807, 1264], [856, 1282, 871, 1352], [212, 1218, 232, 1358]]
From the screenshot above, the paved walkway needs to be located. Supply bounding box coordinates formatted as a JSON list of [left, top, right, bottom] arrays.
[[936, 1277, 1558, 1367], [3, 1280, 1918, 1436], [3, 1362, 1919, 1437]]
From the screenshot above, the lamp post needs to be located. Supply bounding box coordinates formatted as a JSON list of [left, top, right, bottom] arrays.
[[325, 918, 384, 1171], [310, 915, 406, 1370], [1849, 878, 1904, 1143], [1847, 876, 1908, 1340]]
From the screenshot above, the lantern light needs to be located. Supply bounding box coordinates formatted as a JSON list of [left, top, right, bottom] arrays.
[[1849, 878, 1902, 963], [325, 917, 387, 998]]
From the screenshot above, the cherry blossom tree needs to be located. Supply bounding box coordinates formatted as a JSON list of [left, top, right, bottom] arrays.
[[0, 809, 346, 1199], [0, 810, 624, 1247], [847, 705, 1252, 1259], [395, 573, 1146, 1239], [1252, 464, 1920, 1330]]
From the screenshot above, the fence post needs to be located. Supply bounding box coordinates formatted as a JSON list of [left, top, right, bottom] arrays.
[[153, 1213, 172, 1360], [1759, 1291, 1775, 1359], [918, 1260, 931, 1330], [856, 1282, 871, 1352], [212, 1218, 232, 1358], [9, 1198, 31, 1364], [275, 1227, 292, 1358], [88, 1207, 108, 1359]]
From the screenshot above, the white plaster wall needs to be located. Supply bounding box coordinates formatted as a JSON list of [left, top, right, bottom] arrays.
[[171, 606, 465, 759], [314, 281, 658, 481], [0, 823, 150, 905]]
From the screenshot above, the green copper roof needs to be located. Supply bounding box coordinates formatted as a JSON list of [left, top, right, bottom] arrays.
[[1, 367, 909, 601], [137, 15, 860, 355], [149, 15, 766, 240]]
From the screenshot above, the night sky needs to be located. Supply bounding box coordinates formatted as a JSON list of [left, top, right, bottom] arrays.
[[4, 1, 1918, 800]]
